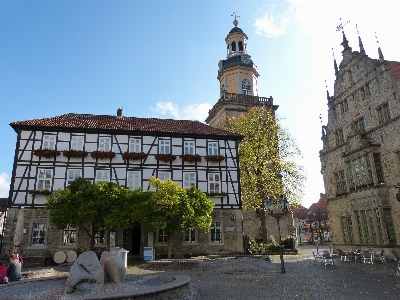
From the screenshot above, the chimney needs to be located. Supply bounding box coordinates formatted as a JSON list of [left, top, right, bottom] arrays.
[[117, 108, 122, 117]]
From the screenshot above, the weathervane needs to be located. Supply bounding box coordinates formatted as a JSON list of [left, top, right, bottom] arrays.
[[231, 9, 240, 26], [336, 18, 350, 32]]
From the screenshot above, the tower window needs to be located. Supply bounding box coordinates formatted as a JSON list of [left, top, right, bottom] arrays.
[[231, 41, 236, 51], [242, 79, 251, 95], [238, 41, 243, 51]]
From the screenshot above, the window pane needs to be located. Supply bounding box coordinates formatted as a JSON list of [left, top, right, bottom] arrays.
[[127, 171, 141, 190], [99, 137, 111, 151], [160, 140, 170, 154], [208, 142, 218, 155], [31, 223, 46, 246], [43, 135, 55, 150], [130, 138, 141, 152], [71, 136, 83, 150]]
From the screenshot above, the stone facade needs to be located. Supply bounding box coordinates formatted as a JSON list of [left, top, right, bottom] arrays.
[[320, 31, 400, 257]]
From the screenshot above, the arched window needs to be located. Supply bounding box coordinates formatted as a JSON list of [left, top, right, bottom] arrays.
[[220, 84, 226, 96], [231, 41, 236, 52], [242, 79, 250, 95], [238, 41, 243, 51]]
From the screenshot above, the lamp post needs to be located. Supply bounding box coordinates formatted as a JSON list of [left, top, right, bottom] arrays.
[[264, 195, 290, 274]]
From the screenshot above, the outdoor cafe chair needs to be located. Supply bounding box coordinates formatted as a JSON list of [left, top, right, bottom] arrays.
[[361, 251, 374, 264], [322, 250, 334, 266], [353, 249, 362, 263], [337, 250, 350, 262], [312, 251, 323, 263], [374, 250, 385, 263]]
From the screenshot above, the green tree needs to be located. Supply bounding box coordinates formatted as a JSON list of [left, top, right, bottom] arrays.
[[139, 177, 214, 258], [45, 178, 141, 250], [218, 107, 305, 243]]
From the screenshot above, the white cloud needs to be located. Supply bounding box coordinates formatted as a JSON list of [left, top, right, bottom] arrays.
[[0, 172, 10, 198], [254, 12, 290, 37], [152, 102, 212, 122]]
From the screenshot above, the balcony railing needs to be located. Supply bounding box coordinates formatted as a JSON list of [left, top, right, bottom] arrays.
[[208, 92, 274, 117]]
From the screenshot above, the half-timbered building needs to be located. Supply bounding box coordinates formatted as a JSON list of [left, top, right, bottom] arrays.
[[3, 111, 243, 259]]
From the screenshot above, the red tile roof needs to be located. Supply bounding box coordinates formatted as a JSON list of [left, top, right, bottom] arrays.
[[387, 61, 400, 80], [10, 113, 242, 138]]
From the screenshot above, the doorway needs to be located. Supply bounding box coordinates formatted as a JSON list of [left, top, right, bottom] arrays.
[[123, 223, 141, 255]]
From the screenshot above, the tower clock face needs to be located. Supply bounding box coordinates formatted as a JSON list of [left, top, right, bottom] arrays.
[[241, 56, 251, 64]]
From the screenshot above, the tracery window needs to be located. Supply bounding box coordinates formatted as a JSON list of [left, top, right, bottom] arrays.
[[241, 79, 251, 95]]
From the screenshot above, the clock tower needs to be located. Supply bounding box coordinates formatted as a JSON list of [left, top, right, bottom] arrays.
[[205, 18, 278, 126]]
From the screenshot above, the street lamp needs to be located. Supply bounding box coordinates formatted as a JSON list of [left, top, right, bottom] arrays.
[[264, 195, 290, 274]]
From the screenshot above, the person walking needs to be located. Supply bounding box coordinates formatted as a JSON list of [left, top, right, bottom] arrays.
[[6, 254, 22, 282]]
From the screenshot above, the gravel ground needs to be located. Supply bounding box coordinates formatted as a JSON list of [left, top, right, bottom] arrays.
[[1, 246, 400, 300]]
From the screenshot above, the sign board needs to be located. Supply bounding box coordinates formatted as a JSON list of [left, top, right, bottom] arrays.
[[226, 226, 235, 232], [144, 247, 154, 261]]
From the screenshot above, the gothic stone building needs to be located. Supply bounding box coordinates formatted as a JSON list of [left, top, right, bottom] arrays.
[[3, 112, 243, 260], [206, 18, 293, 242], [320, 31, 400, 256]]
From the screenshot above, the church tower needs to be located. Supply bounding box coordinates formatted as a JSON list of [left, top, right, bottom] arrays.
[[205, 17, 278, 126]]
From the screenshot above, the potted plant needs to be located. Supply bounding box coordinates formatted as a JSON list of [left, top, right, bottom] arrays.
[[204, 155, 225, 163], [155, 154, 177, 163], [206, 192, 228, 197], [90, 151, 116, 159], [63, 150, 88, 158], [28, 189, 52, 196], [33, 149, 60, 158], [179, 154, 202, 163], [122, 152, 148, 160]]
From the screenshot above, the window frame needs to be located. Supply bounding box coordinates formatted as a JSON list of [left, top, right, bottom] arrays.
[[43, 135, 56, 150], [208, 142, 218, 155], [30, 222, 47, 247], [159, 140, 171, 154], [183, 172, 196, 188], [157, 229, 167, 244], [62, 225, 77, 246], [158, 171, 171, 181], [127, 170, 141, 190], [354, 117, 366, 134], [184, 140, 195, 155], [67, 169, 81, 185], [210, 222, 222, 244], [129, 138, 141, 152], [37, 169, 52, 191], [377, 103, 391, 124], [96, 170, 110, 182], [98, 136, 111, 152], [71, 135, 84, 151], [334, 129, 344, 147], [94, 228, 107, 246], [184, 228, 198, 244], [208, 173, 221, 193], [241, 79, 251, 95]]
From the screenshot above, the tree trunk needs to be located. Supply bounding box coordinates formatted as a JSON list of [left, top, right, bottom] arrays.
[[261, 208, 268, 243], [90, 225, 96, 251], [167, 233, 173, 259]]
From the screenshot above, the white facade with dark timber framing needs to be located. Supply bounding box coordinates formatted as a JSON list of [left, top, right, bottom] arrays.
[[3, 111, 243, 260]]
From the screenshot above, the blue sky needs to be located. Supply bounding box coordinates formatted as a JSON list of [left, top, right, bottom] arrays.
[[1, 0, 399, 208]]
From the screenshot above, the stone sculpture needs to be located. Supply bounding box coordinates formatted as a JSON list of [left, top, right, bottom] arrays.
[[100, 251, 126, 283], [65, 251, 104, 294]]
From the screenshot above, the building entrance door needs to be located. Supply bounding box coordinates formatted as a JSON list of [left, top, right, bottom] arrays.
[[123, 223, 141, 255]]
